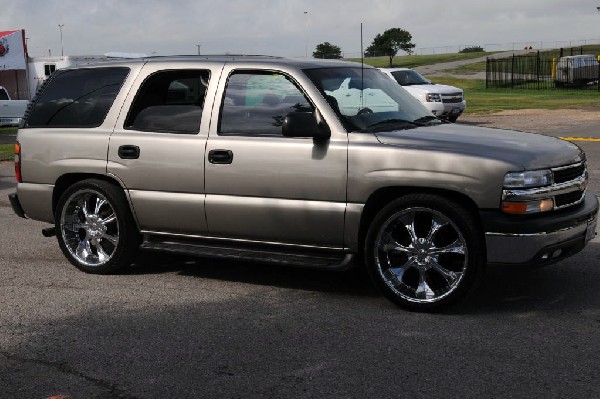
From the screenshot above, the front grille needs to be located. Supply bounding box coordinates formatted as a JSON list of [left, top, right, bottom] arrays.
[[441, 92, 463, 104], [555, 190, 584, 208], [442, 97, 463, 104], [553, 163, 586, 184]]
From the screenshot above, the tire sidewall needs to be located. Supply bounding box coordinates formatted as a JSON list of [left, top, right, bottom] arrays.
[[364, 194, 485, 311]]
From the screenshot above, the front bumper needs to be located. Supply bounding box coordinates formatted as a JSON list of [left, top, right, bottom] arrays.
[[482, 192, 598, 266], [438, 100, 466, 119]]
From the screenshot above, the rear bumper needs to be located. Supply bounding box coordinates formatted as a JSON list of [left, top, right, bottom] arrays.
[[482, 192, 598, 266], [8, 193, 27, 219], [0, 117, 22, 127]]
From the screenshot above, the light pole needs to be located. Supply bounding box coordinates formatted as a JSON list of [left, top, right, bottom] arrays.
[[304, 11, 308, 59], [58, 24, 64, 57], [196, 44, 201, 55]]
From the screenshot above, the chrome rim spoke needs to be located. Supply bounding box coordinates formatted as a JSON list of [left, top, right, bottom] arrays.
[[93, 197, 107, 216], [100, 214, 117, 225], [76, 239, 93, 261], [380, 232, 411, 254], [415, 269, 435, 300], [431, 239, 466, 256], [101, 233, 118, 246], [430, 259, 461, 285]]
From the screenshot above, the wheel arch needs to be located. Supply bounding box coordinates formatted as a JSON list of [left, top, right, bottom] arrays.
[[52, 173, 131, 218], [356, 186, 483, 253]]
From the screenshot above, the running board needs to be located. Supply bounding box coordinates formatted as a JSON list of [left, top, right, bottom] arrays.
[[140, 234, 355, 270]]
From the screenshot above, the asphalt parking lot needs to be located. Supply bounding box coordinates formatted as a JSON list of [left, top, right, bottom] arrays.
[[1, 122, 599, 398]]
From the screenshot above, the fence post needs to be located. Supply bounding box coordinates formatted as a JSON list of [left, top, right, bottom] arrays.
[[486, 58, 489, 88], [511, 55, 515, 88], [536, 51, 540, 90]]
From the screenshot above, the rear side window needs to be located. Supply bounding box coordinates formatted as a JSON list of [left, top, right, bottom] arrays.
[[125, 69, 210, 134], [24, 67, 129, 128]]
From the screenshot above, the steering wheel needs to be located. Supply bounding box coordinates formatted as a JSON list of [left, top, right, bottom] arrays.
[[357, 107, 373, 115]]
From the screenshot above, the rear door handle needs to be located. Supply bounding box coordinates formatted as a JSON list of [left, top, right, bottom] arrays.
[[118, 145, 140, 159], [208, 149, 233, 164]]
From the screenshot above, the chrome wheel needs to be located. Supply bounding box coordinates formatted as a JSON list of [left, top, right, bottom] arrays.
[[60, 189, 120, 267], [373, 207, 468, 304]]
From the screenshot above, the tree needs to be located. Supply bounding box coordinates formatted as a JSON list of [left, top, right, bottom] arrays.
[[459, 46, 484, 53], [313, 42, 342, 59], [364, 28, 415, 67]]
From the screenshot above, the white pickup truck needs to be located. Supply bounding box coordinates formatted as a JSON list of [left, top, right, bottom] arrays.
[[380, 68, 466, 122], [0, 86, 28, 127]]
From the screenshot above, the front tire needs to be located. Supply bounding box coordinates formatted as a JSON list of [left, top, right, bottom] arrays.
[[364, 194, 485, 311], [55, 179, 140, 274]]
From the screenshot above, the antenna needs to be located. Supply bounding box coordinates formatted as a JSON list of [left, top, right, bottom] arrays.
[[360, 23, 364, 109]]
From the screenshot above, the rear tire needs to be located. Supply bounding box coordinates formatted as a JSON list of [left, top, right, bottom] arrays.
[[55, 179, 140, 274], [364, 194, 485, 311]]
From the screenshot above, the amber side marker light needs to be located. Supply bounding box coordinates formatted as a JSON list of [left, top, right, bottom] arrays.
[[14, 142, 22, 183], [502, 199, 554, 214]]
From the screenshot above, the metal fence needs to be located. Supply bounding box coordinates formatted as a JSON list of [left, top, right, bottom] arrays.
[[486, 49, 600, 91]]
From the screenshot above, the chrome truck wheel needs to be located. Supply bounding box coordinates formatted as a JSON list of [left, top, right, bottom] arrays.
[[365, 194, 485, 311], [56, 179, 140, 274]]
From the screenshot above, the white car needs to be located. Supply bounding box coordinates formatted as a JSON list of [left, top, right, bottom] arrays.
[[380, 68, 466, 122]]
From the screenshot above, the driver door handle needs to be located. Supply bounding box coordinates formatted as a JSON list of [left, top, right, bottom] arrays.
[[208, 149, 233, 164]]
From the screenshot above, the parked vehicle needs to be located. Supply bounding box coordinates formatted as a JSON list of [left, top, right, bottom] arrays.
[[0, 86, 28, 127], [9, 56, 598, 311], [380, 68, 466, 122], [554, 55, 600, 87]]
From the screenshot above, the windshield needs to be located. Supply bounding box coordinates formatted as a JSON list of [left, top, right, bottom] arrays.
[[304, 67, 438, 132], [389, 70, 431, 86]]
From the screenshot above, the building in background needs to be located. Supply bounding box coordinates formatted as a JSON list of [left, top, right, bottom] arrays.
[[0, 29, 28, 100], [1, 28, 147, 100]]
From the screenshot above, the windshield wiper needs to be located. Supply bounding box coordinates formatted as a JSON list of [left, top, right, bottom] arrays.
[[359, 118, 423, 132], [413, 115, 442, 125]]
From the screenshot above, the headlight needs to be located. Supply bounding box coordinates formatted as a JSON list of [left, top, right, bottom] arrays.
[[425, 93, 441, 102], [503, 170, 552, 188]]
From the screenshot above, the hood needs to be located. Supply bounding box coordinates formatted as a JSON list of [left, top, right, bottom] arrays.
[[375, 123, 583, 170]]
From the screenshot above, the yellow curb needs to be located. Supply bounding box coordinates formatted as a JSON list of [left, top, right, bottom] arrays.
[[560, 137, 600, 142]]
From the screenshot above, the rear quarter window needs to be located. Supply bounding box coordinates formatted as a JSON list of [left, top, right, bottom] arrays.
[[24, 67, 129, 128]]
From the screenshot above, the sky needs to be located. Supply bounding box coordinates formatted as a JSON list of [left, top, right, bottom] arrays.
[[1, 0, 600, 59]]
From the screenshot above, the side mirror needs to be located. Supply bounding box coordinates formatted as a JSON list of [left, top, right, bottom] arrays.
[[282, 112, 330, 140]]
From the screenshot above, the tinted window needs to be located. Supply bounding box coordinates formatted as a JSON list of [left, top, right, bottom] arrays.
[[0, 88, 8, 100], [390, 70, 430, 86], [219, 71, 313, 136], [25, 67, 129, 128], [125, 70, 210, 134], [304, 67, 434, 132]]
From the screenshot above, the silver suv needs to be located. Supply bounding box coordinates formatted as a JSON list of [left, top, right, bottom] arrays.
[[9, 56, 598, 311]]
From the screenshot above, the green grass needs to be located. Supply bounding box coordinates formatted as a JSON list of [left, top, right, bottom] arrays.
[[0, 144, 13, 161], [347, 51, 496, 68], [0, 127, 16, 161], [0, 127, 17, 135], [430, 76, 600, 114]]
